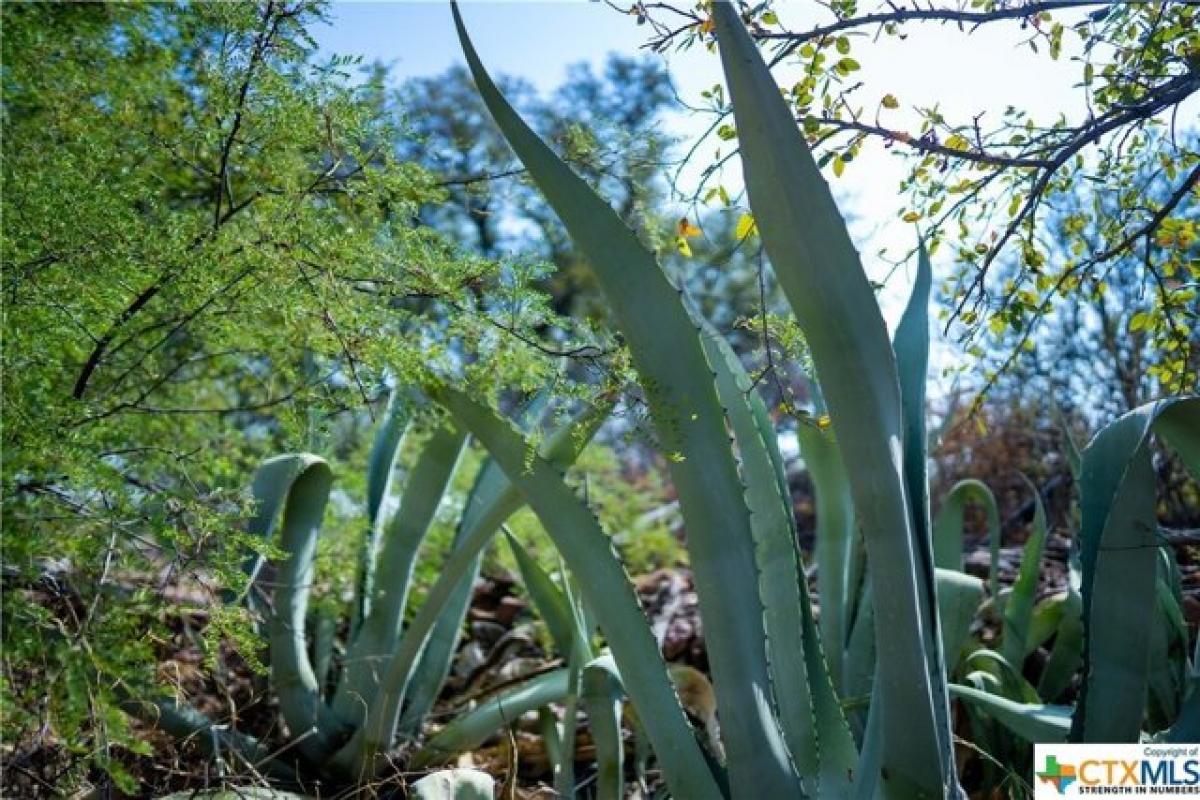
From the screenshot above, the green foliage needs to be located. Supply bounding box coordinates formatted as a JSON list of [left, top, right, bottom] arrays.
[[5, 3, 1198, 798], [452, 4, 1200, 798], [0, 2, 580, 791]]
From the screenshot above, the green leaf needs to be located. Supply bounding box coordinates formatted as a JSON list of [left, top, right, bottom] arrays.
[[334, 424, 469, 726], [1038, 554, 1084, 702], [431, 388, 722, 799], [796, 421, 855, 697], [397, 394, 556, 738], [354, 390, 412, 632], [701, 323, 856, 794], [964, 648, 1040, 704], [505, 528, 577, 658], [710, 6, 953, 793], [337, 398, 611, 770], [413, 670, 571, 768], [893, 243, 957, 767], [251, 454, 348, 762], [1000, 477, 1049, 668], [933, 479, 1001, 595], [1146, 550, 1189, 731], [936, 568, 984, 674], [948, 684, 1070, 744], [1073, 398, 1199, 742], [581, 654, 627, 800], [454, 5, 799, 794]]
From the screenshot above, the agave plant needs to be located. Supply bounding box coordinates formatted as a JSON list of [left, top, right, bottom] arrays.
[[442, 2, 1200, 798], [123, 390, 611, 789], [131, 3, 1199, 796]]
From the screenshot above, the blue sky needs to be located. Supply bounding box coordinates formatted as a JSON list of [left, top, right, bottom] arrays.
[[313, 3, 656, 94], [309, 1, 1192, 349], [310, 2, 1086, 302]]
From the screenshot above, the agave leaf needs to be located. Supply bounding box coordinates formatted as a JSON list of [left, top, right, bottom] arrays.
[[710, 4, 952, 794], [796, 421, 855, 697], [894, 243, 934, 559], [699, 327, 812, 765], [334, 424, 469, 725], [398, 395, 561, 737], [369, 389, 721, 798], [1072, 397, 1199, 742], [933, 479, 1001, 593], [354, 389, 412, 630], [410, 769, 496, 800], [1038, 552, 1084, 702], [554, 556, 603, 797], [365, 423, 468, 636], [700, 323, 856, 794], [555, 621, 585, 797], [948, 684, 1070, 744], [505, 528, 577, 659], [892, 242, 956, 773], [936, 568, 983, 675], [412, 670, 570, 768], [581, 654, 626, 800], [852, 695, 883, 800], [311, 608, 337, 700], [842, 578, 876, 715], [797, 560, 859, 799], [242, 453, 324, 605], [454, 6, 798, 795], [337, 397, 612, 768], [1147, 548, 1189, 731], [999, 477, 1049, 668], [123, 695, 284, 778], [964, 649, 1040, 704], [1163, 634, 1200, 743], [252, 454, 347, 761], [1025, 594, 1067, 659]]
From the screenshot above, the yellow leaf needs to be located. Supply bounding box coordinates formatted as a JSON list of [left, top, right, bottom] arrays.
[[675, 236, 693, 258], [735, 213, 757, 240], [881, 93, 899, 109], [816, 415, 832, 429], [677, 217, 702, 238], [700, 17, 714, 34], [902, 211, 921, 223], [945, 133, 970, 151], [832, 155, 845, 177]]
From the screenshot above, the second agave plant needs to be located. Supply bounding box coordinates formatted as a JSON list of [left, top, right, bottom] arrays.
[[443, 1, 1200, 798]]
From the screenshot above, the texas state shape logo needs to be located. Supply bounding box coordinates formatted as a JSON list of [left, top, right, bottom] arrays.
[[1038, 755, 1078, 794]]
